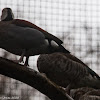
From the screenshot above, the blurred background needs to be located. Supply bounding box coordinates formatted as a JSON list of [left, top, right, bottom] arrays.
[[0, 0, 100, 100]]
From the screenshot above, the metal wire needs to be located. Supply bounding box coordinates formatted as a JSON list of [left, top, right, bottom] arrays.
[[0, 0, 100, 100]]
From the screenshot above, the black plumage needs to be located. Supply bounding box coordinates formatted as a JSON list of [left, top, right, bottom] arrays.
[[0, 8, 69, 65]]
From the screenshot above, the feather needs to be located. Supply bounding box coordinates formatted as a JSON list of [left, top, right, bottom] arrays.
[[37, 52, 100, 89]]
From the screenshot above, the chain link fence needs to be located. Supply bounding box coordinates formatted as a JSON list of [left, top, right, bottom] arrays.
[[0, 0, 100, 100]]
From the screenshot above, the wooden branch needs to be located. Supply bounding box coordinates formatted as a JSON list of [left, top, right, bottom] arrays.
[[0, 57, 74, 100]]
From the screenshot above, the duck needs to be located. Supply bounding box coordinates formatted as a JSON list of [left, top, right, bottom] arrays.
[[0, 8, 69, 66]]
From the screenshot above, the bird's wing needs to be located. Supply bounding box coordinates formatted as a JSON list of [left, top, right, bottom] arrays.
[[11, 19, 63, 45], [37, 53, 100, 88], [0, 22, 45, 49], [63, 53, 100, 80]]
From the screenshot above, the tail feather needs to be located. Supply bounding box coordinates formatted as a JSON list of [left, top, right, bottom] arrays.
[[59, 45, 70, 53], [86, 66, 100, 80]]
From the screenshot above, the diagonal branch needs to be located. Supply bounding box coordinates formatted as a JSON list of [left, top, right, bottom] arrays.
[[0, 57, 74, 100]]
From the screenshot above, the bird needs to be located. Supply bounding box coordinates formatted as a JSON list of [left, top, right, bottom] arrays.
[[0, 8, 69, 66], [79, 89, 100, 100], [37, 52, 100, 93]]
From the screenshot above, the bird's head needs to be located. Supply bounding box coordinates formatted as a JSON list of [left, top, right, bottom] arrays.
[[1, 8, 14, 21]]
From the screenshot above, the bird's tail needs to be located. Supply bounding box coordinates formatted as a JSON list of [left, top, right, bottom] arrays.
[[58, 45, 70, 53], [78, 75, 100, 89], [86, 66, 100, 80], [48, 41, 70, 53]]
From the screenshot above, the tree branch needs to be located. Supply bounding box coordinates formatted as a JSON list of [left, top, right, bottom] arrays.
[[0, 57, 74, 100]]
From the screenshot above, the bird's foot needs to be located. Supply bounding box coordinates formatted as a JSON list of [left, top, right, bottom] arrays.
[[61, 87, 74, 100], [24, 56, 29, 66], [65, 84, 71, 95], [18, 50, 26, 63], [24, 61, 29, 66], [18, 56, 24, 63]]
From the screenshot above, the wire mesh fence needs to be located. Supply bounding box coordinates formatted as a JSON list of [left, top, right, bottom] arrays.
[[0, 0, 100, 100]]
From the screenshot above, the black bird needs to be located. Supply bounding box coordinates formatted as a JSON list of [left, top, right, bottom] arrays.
[[37, 52, 100, 92], [0, 8, 69, 65]]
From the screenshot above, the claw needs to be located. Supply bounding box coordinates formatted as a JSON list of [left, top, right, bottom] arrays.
[[65, 84, 71, 95], [24, 56, 29, 66]]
